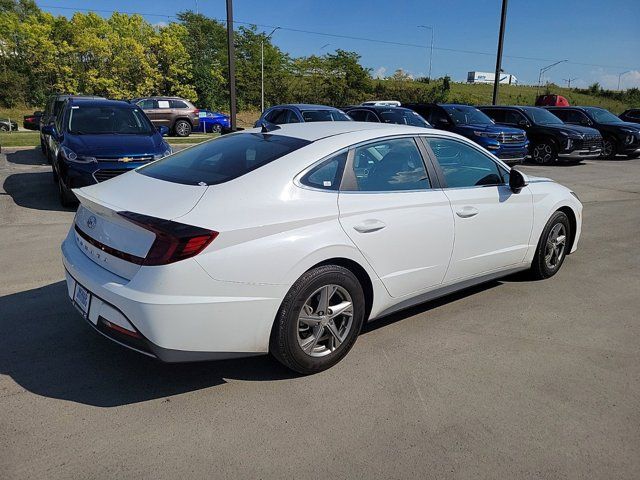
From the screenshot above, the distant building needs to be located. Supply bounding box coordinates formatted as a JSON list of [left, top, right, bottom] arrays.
[[467, 71, 518, 85]]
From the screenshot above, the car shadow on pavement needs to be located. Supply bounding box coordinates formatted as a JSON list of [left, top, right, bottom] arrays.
[[5, 148, 48, 166], [3, 172, 74, 212], [0, 281, 296, 408]]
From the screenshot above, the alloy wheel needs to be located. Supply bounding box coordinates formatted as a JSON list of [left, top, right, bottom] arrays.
[[176, 121, 189, 136], [602, 139, 614, 158], [297, 284, 354, 358], [544, 223, 567, 270], [533, 143, 553, 164]]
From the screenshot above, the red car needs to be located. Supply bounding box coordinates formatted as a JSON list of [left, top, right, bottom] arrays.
[[535, 95, 570, 107]]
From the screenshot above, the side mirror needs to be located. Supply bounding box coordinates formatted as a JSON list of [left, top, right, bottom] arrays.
[[436, 117, 451, 128], [509, 168, 529, 194], [580, 119, 592, 126], [518, 119, 530, 128], [157, 125, 169, 136], [41, 124, 55, 136]]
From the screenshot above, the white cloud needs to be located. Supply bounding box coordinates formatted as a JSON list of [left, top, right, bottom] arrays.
[[589, 68, 640, 90], [373, 66, 387, 79], [153, 21, 168, 29]]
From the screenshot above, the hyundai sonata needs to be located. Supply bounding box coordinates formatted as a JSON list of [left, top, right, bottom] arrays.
[[62, 122, 582, 373]]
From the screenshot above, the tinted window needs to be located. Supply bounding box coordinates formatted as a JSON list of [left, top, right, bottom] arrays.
[[346, 138, 430, 192], [521, 107, 563, 125], [68, 105, 154, 135], [428, 137, 504, 188], [170, 100, 189, 109], [301, 109, 351, 122], [441, 105, 494, 125], [379, 109, 430, 127], [481, 109, 505, 123], [557, 109, 588, 124], [269, 109, 291, 125], [348, 110, 369, 122], [503, 110, 527, 125], [300, 151, 347, 190], [53, 100, 65, 116], [139, 133, 311, 186], [584, 107, 623, 124], [138, 99, 156, 109], [628, 110, 640, 119]]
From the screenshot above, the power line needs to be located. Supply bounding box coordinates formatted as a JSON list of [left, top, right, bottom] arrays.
[[37, 3, 637, 71]]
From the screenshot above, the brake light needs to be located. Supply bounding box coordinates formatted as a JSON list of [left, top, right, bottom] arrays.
[[118, 211, 218, 266], [192, 109, 200, 115]]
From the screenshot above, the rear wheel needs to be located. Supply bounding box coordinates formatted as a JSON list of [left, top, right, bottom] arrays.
[[270, 265, 365, 374], [602, 136, 617, 159], [530, 211, 570, 279], [174, 120, 191, 137], [532, 140, 557, 164]]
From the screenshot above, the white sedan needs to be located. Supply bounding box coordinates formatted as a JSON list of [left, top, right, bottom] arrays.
[[61, 122, 582, 373]]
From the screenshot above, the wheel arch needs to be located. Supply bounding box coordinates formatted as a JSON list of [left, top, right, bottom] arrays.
[[556, 205, 577, 252]]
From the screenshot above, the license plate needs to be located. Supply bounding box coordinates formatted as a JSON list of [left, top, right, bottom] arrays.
[[74, 283, 91, 317]]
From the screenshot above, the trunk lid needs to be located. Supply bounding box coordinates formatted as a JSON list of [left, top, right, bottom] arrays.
[[72, 170, 208, 279]]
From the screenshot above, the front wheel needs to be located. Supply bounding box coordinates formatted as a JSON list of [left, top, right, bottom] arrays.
[[532, 140, 557, 164], [210, 123, 222, 133], [270, 265, 366, 374], [174, 120, 191, 137], [58, 176, 77, 208], [530, 211, 571, 279], [602, 136, 617, 159]]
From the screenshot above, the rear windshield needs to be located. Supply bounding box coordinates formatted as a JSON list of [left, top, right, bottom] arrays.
[[301, 109, 351, 122], [379, 109, 430, 127], [138, 133, 311, 185]]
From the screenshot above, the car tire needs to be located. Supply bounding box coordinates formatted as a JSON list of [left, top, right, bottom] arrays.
[[532, 139, 558, 164], [58, 176, 77, 208], [529, 211, 571, 280], [174, 120, 191, 137], [0, 125, 8, 132], [602, 136, 617, 159], [211, 123, 222, 133], [52, 165, 58, 183], [270, 265, 366, 374]]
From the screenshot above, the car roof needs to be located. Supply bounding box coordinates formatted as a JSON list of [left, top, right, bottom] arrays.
[[274, 104, 344, 111], [345, 105, 415, 112], [246, 121, 435, 142], [67, 98, 136, 108], [52, 94, 105, 101]]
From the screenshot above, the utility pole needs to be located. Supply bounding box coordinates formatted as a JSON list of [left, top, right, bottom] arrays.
[[417, 25, 434, 81], [536, 60, 567, 96], [563, 77, 578, 88], [491, 0, 508, 105], [226, 0, 237, 130], [261, 27, 280, 112], [618, 70, 630, 91]]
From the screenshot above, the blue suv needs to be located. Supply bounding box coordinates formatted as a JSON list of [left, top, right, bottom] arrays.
[[42, 98, 172, 207], [404, 103, 529, 164]]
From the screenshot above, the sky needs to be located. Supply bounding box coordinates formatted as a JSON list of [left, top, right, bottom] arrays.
[[37, 0, 640, 89]]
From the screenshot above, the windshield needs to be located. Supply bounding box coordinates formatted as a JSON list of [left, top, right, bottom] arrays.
[[379, 109, 430, 127], [68, 105, 154, 135], [522, 107, 564, 125], [442, 105, 494, 125], [138, 133, 311, 186], [301, 109, 351, 122], [584, 107, 623, 124]]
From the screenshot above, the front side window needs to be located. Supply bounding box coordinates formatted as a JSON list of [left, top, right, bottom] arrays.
[[503, 110, 528, 125], [67, 106, 154, 135], [428, 137, 504, 188], [345, 138, 430, 192], [300, 151, 347, 190], [139, 133, 311, 186]]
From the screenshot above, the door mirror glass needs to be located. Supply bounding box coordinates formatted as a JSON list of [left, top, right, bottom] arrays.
[[157, 125, 169, 136], [41, 124, 55, 135], [518, 119, 530, 128], [509, 168, 529, 193]]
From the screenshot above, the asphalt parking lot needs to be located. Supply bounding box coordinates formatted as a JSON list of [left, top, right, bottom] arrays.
[[1, 147, 639, 479]]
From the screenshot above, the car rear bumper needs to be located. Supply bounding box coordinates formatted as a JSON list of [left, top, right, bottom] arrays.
[[61, 229, 285, 362]]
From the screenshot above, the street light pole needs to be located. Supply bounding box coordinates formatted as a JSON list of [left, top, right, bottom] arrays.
[[536, 59, 568, 96], [618, 70, 631, 91], [492, 0, 508, 105], [226, 0, 236, 130], [563, 77, 578, 88], [417, 25, 434, 81], [261, 26, 280, 113]]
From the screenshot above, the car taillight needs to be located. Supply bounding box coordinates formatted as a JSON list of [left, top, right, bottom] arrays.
[[118, 211, 218, 266], [192, 109, 200, 115]]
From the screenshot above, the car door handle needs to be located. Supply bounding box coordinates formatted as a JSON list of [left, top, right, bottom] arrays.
[[353, 219, 386, 233], [456, 206, 479, 218]]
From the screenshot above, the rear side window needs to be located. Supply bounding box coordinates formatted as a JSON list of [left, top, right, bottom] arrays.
[[300, 151, 347, 190], [482, 109, 504, 123], [170, 100, 189, 109], [139, 133, 311, 186], [301, 110, 351, 122]]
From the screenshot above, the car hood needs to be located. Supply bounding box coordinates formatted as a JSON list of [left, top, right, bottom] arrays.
[[610, 121, 640, 132], [65, 133, 165, 157], [458, 123, 525, 135]]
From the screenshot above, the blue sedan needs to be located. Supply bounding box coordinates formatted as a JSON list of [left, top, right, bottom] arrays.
[[41, 98, 172, 207], [195, 110, 231, 133]]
